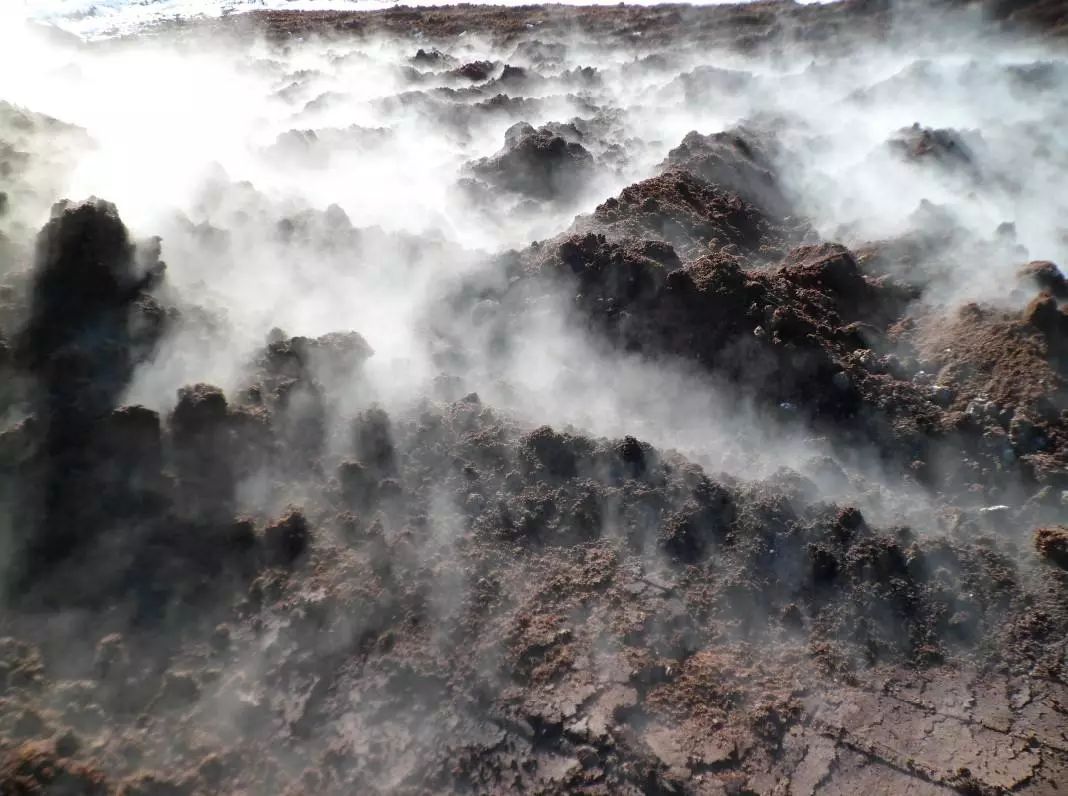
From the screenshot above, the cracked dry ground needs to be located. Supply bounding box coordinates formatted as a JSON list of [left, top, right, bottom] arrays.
[[3, 2, 1068, 795]]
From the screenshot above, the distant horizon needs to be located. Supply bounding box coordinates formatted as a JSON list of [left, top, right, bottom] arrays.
[[22, 0, 836, 40]]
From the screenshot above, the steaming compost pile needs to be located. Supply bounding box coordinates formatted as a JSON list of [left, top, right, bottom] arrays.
[[1, 1, 1068, 793]]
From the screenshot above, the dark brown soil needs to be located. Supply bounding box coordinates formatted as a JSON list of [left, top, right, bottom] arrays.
[[1, 2, 1067, 795]]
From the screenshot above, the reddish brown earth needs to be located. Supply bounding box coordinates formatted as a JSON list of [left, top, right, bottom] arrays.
[[1, 2, 1067, 795]]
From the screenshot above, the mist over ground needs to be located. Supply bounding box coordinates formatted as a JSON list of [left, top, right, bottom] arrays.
[[0, 1, 1067, 793]]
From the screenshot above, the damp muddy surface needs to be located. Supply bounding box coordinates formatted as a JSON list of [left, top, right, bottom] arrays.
[[1, 2, 1067, 794]]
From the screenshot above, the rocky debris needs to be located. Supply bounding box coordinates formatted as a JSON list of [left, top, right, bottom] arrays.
[[467, 121, 595, 200]]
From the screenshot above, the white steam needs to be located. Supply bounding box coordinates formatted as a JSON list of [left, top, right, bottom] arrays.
[[0, 4, 1064, 491]]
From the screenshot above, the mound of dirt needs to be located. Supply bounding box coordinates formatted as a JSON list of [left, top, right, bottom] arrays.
[[449, 59, 496, 81], [572, 169, 806, 261], [660, 125, 795, 219], [467, 121, 596, 200], [8, 198, 168, 582], [2, 345, 1063, 792], [1020, 259, 1068, 298], [888, 122, 982, 180], [410, 46, 455, 69], [1035, 525, 1068, 567]]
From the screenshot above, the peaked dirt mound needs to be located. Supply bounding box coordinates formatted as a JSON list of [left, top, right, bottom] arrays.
[[468, 121, 596, 200]]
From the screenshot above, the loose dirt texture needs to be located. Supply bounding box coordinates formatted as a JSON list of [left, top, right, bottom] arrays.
[[1, 2, 1068, 795]]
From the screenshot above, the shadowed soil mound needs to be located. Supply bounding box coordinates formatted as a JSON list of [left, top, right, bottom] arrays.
[[467, 121, 596, 200]]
